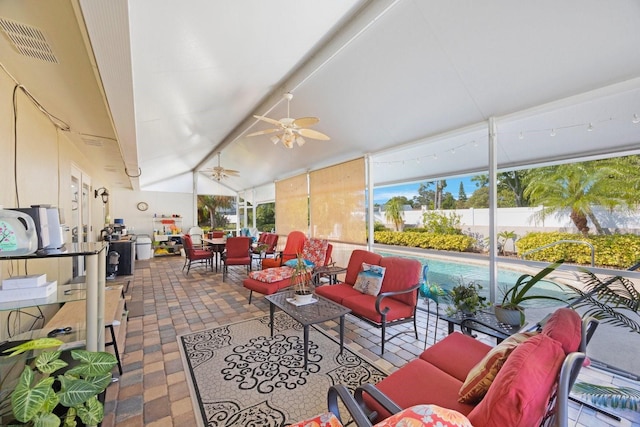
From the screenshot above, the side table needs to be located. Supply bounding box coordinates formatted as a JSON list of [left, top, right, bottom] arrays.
[[313, 265, 347, 285], [439, 309, 521, 343]]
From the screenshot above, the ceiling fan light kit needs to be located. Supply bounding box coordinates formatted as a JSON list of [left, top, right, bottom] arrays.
[[247, 92, 330, 148]]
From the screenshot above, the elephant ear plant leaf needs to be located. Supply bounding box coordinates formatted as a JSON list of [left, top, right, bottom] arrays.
[[1, 338, 117, 426]]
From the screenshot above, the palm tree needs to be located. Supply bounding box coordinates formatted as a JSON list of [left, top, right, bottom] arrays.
[[198, 195, 234, 229], [384, 197, 405, 231], [524, 159, 637, 236]]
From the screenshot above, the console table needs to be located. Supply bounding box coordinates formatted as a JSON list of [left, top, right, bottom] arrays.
[[0, 242, 108, 351]]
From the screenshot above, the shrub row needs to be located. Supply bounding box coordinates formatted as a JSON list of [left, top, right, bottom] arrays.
[[374, 231, 474, 252], [516, 232, 640, 269]]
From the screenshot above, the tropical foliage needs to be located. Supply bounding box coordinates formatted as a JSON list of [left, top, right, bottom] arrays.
[[384, 197, 405, 231], [524, 157, 640, 236], [2, 338, 117, 427], [422, 211, 462, 235], [197, 195, 234, 229]]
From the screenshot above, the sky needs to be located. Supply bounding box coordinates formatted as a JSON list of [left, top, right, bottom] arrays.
[[373, 177, 477, 205]]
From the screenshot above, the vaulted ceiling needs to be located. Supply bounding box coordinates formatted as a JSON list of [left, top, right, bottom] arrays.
[[2, 0, 639, 200]]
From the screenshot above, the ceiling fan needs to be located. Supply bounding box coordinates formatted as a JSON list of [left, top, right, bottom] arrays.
[[202, 152, 240, 181], [247, 92, 330, 148]]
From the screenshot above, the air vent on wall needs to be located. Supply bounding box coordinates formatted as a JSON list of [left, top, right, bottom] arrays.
[[0, 17, 58, 63]]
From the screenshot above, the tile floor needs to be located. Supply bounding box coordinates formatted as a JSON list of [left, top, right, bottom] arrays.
[[102, 255, 640, 427]]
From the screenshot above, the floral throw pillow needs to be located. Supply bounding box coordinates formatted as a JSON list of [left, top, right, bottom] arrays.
[[373, 404, 473, 427], [353, 262, 386, 296]]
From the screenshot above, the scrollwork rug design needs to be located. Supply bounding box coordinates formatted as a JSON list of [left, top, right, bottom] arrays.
[[178, 312, 387, 426]]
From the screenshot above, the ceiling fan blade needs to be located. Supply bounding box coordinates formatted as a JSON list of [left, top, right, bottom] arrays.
[[298, 128, 330, 140], [253, 115, 283, 127], [247, 128, 280, 137], [225, 169, 240, 175], [293, 117, 319, 128], [296, 136, 306, 147]]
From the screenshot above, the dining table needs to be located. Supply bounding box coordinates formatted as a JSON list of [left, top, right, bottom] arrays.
[[202, 237, 226, 272]]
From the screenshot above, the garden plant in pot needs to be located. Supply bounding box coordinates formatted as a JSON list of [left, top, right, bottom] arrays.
[[445, 280, 488, 317], [495, 259, 566, 326], [1, 338, 117, 427], [290, 253, 314, 304]]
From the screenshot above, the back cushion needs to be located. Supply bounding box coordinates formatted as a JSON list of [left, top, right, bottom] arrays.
[[467, 334, 565, 427], [378, 257, 421, 306], [345, 250, 383, 285], [541, 307, 582, 354], [301, 238, 329, 267]]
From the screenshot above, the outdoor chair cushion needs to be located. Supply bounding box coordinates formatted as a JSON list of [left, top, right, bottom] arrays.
[[419, 332, 492, 382], [247, 266, 294, 283], [343, 250, 383, 285], [541, 307, 582, 353], [301, 238, 329, 267]]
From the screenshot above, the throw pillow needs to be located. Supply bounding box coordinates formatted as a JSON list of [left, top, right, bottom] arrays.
[[374, 404, 473, 427], [353, 262, 386, 296], [301, 238, 329, 267], [458, 331, 537, 403], [467, 334, 566, 427]]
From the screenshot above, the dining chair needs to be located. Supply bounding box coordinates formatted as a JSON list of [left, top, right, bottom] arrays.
[[222, 236, 252, 281], [188, 226, 205, 248], [182, 234, 214, 274]]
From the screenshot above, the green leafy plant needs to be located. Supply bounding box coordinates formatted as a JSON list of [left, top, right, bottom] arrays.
[[497, 259, 567, 325], [497, 230, 517, 255], [2, 338, 117, 427], [421, 211, 462, 235], [291, 253, 313, 296], [446, 280, 488, 316]]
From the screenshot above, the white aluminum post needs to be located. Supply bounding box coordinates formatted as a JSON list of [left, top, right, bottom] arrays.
[[366, 155, 374, 252], [488, 117, 498, 303]]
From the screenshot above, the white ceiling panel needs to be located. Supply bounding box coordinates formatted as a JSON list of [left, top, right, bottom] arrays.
[[2, 0, 639, 195]]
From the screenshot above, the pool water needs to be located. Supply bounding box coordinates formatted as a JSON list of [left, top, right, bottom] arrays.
[[378, 251, 568, 307]]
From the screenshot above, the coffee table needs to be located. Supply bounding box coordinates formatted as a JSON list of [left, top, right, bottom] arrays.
[[265, 290, 351, 369]]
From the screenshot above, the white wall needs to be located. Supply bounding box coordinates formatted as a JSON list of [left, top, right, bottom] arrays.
[[378, 206, 640, 233], [109, 189, 196, 237]]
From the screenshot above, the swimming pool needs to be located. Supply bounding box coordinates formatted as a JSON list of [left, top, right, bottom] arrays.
[[377, 251, 569, 308]]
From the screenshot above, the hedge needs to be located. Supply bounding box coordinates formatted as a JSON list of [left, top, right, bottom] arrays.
[[374, 230, 639, 269], [374, 231, 474, 252], [516, 232, 640, 269]]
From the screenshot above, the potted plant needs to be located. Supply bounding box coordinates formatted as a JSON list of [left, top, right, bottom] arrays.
[[1, 337, 117, 427], [290, 253, 314, 304], [446, 280, 488, 316], [495, 259, 566, 326]]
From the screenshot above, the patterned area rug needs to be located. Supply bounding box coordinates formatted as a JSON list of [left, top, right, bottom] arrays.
[[178, 312, 387, 426]]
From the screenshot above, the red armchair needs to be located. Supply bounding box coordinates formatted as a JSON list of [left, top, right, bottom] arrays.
[[222, 236, 252, 280], [182, 234, 214, 274], [260, 230, 306, 269]]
